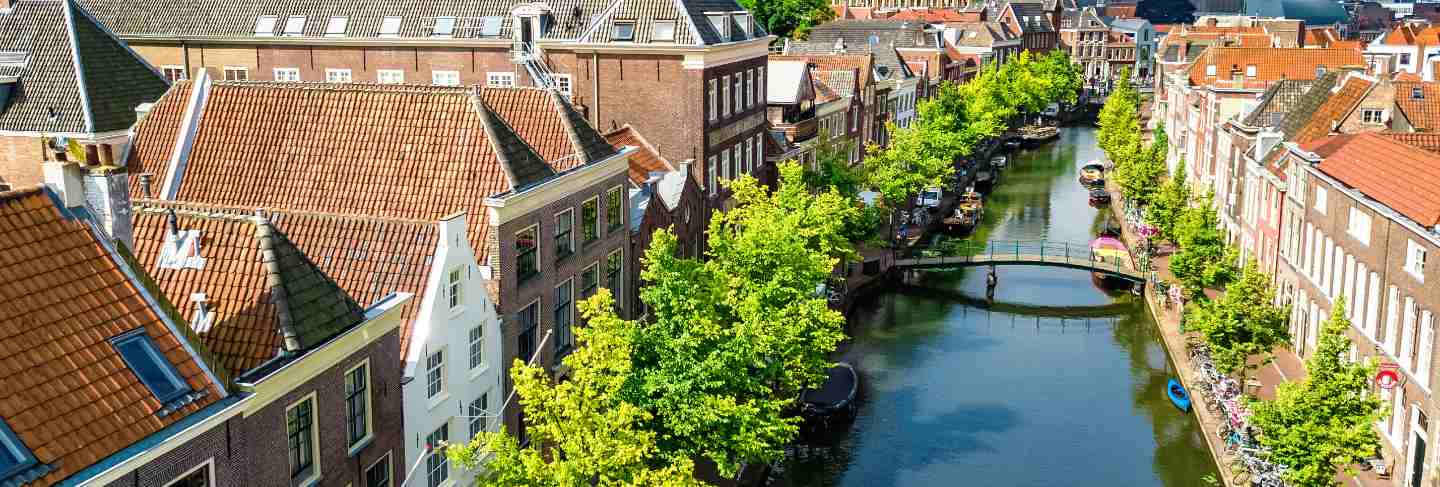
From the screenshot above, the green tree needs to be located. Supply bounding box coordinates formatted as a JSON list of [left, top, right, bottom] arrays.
[[628, 162, 852, 473], [1168, 191, 1237, 298], [1114, 123, 1169, 206], [1097, 68, 1141, 162], [1146, 158, 1191, 241], [1248, 301, 1385, 487], [803, 137, 863, 198], [864, 122, 958, 208], [1186, 260, 1290, 377], [738, 0, 834, 39], [447, 290, 706, 487]]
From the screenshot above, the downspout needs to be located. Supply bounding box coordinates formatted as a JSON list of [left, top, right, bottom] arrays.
[[592, 52, 601, 126]]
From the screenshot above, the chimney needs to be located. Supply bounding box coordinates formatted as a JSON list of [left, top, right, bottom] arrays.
[[678, 159, 694, 182], [138, 172, 154, 198], [42, 160, 84, 208], [83, 165, 135, 249]]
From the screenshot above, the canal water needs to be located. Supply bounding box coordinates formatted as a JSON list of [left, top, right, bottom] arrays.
[[771, 126, 1219, 486]]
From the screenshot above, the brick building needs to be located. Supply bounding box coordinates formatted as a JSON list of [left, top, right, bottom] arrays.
[[122, 78, 634, 452], [0, 0, 169, 189], [1364, 22, 1440, 82], [996, 0, 1060, 54], [768, 53, 875, 165], [788, 20, 929, 137], [77, 0, 770, 217]]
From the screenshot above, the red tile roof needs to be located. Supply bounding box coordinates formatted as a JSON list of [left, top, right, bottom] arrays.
[[0, 186, 221, 486], [1291, 75, 1375, 144], [1380, 24, 1440, 46], [1188, 47, 1365, 87], [1394, 82, 1440, 130], [605, 125, 673, 186], [1303, 132, 1440, 226], [1381, 132, 1440, 155]]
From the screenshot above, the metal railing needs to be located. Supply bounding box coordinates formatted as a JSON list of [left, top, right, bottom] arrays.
[[897, 239, 1147, 278], [512, 42, 563, 93]]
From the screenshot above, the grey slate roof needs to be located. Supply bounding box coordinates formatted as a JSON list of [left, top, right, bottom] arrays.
[[78, 0, 763, 46], [1243, 0, 1348, 25], [1276, 72, 1340, 141], [1241, 79, 1316, 128], [1007, 2, 1055, 33], [794, 20, 928, 81], [0, 0, 169, 134]]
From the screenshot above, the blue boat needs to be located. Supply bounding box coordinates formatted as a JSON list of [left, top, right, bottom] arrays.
[[1167, 378, 1191, 412]]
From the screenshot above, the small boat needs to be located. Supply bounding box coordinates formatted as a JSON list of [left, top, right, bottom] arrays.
[[1088, 188, 1111, 206], [991, 155, 1007, 168], [943, 190, 984, 234], [1079, 160, 1105, 188], [1167, 378, 1191, 412], [801, 363, 860, 431], [1019, 125, 1060, 144], [1003, 139, 1022, 150], [1090, 231, 1132, 290]]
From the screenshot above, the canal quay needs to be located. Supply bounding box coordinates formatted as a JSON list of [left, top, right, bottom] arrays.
[[770, 126, 1220, 487]]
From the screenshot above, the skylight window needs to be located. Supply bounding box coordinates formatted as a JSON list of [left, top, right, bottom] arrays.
[[0, 418, 37, 481], [283, 15, 306, 36], [112, 330, 190, 403], [652, 20, 676, 42], [732, 13, 751, 38], [612, 21, 635, 41], [325, 16, 348, 37], [379, 16, 402, 37], [707, 14, 728, 41], [254, 15, 278, 36], [432, 17, 457, 37], [479, 16, 504, 37]]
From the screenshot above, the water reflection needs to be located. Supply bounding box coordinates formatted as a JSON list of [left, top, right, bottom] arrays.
[[770, 127, 1217, 487]]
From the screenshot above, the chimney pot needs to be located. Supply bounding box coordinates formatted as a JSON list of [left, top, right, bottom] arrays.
[[42, 161, 84, 208]]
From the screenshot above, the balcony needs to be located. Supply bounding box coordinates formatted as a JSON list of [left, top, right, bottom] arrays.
[[767, 104, 818, 143], [774, 117, 818, 143]]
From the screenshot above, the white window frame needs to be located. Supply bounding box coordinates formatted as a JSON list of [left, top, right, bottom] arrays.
[[721, 148, 731, 182], [325, 16, 349, 37], [377, 69, 405, 84], [432, 16, 457, 37], [745, 69, 754, 108], [432, 70, 460, 86], [365, 452, 392, 487], [425, 422, 449, 487], [486, 71, 515, 88], [552, 73, 573, 96], [1362, 108, 1384, 124], [652, 20, 676, 42], [162, 458, 215, 487], [1313, 186, 1327, 214], [1406, 239, 1427, 282], [161, 65, 187, 82], [285, 392, 321, 486], [708, 78, 717, 121], [223, 66, 250, 81], [468, 393, 490, 438], [447, 267, 464, 309], [707, 155, 717, 196], [722, 74, 731, 117], [379, 16, 403, 37], [325, 68, 353, 83], [468, 324, 485, 371], [344, 359, 374, 451], [274, 68, 301, 82], [255, 15, 279, 36], [425, 349, 446, 400], [1419, 310, 1434, 389], [1348, 207, 1371, 245]]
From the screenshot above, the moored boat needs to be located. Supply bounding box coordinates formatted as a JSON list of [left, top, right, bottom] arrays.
[[943, 190, 984, 234], [1078, 160, 1105, 188], [991, 155, 1007, 168], [1089, 231, 1132, 290], [801, 362, 860, 431], [1019, 125, 1060, 144], [1088, 188, 1111, 206], [1167, 378, 1191, 412]]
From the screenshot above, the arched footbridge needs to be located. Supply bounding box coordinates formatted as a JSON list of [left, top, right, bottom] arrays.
[[896, 239, 1148, 284]]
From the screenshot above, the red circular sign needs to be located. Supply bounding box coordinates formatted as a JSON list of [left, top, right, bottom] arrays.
[[1376, 369, 1402, 389]]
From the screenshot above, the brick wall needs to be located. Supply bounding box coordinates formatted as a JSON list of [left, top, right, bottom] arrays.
[[239, 328, 404, 487], [0, 134, 46, 188], [100, 415, 246, 487]]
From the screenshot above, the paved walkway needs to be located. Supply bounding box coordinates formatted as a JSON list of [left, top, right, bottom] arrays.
[[1105, 187, 1390, 487]]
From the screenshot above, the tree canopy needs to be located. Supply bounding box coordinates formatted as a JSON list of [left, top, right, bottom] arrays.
[[1187, 260, 1289, 376], [1168, 191, 1237, 297], [738, 0, 834, 39]]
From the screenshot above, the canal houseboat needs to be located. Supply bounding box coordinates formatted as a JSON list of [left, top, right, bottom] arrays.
[[944, 190, 984, 234], [1019, 125, 1059, 146]]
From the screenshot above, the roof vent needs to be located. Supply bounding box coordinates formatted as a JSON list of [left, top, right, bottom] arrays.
[[190, 292, 214, 333], [158, 211, 206, 270]]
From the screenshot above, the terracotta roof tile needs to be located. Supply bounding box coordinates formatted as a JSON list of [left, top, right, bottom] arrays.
[[1187, 47, 1364, 87], [1304, 133, 1440, 226], [1290, 74, 1374, 144], [0, 186, 221, 486], [124, 82, 193, 199], [605, 125, 672, 186], [1394, 82, 1440, 130], [1380, 132, 1440, 155]]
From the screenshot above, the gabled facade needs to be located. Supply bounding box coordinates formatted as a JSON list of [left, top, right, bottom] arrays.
[[943, 21, 1023, 67], [606, 125, 705, 317], [0, 0, 169, 188], [997, 0, 1059, 54], [768, 53, 873, 164], [1364, 23, 1440, 82], [788, 21, 923, 144]]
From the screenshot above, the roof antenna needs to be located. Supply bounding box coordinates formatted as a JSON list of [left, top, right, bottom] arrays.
[[165, 208, 179, 237]]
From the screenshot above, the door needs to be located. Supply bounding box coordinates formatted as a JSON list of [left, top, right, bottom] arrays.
[[520, 18, 533, 46], [1410, 429, 1426, 487]]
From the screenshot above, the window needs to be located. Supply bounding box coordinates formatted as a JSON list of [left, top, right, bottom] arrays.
[[425, 350, 445, 398], [425, 424, 449, 487], [1313, 186, 1326, 214], [112, 331, 188, 402], [254, 15, 278, 36], [365, 454, 391, 487], [741, 142, 750, 175], [1407, 239, 1427, 281], [1400, 53, 1412, 66], [0, 418, 36, 482], [377, 69, 404, 84], [447, 267, 464, 308], [325, 16, 348, 36], [581, 197, 599, 243], [555, 208, 574, 258], [223, 66, 249, 81], [345, 362, 371, 447], [606, 186, 623, 232], [432, 17, 456, 37], [274, 68, 301, 82], [555, 279, 574, 352], [468, 394, 489, 438], [1245, 65, 1256, 77], [325, 68, 353, 83], [1315, 66, 1326, 77], [613, 21, 636, 41], [733, 75, 742, 115], [721, 148, 731, 181], [518, 301, 539, 363], [745, 70, 753, 108], [469, 325, 485, 370], [553, 74, 572, 96], [286, 396, 317, 482], [707, 14, 728, 41], [432, 70, 460, 86], [1362, 108, 1384, 124], [733, 13, 751, 38], [1348, 207, 1371, 245], [379, 16, 402, 37], [606, 250, 622, 305], [516, 224, 538, 281], [708, 79, 717, 121], [722, 75, 731, 117], [487, 72, 515, 87], [479, 16, 504, 37], [162, 66, 186, 82], [1205, 64, 1216, 76], [652, 20, 676, 41], [164, 461, 211, 487], [707, 155, 718, 196], [581, 263, 599, 298], [283, 16, 306, 36], [1414, 87, 1425, 100]]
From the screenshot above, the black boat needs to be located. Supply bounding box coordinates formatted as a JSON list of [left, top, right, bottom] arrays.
[[1088, 188, 1111, 206], [800, 362, 859, 431]]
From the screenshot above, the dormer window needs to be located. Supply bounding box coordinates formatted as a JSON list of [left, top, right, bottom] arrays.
[[379, 16, 402, 37], [0, 418, 37, 481], [652, 20, 676, 42], [432, 17, 457, 37], [479, 16, 504, 37], [1414, 87, 1425, 99], [254, 15, 278, 36], [733, 13, 751, 38], [1245, 65, 1256, 77], [111, 330, 190, 403], [283, 15, 306, 36], [1205, 64, 1216, 76], [707, 14, 729, 42], [325, 16, 348, 37], [612, 21, 635, 41]]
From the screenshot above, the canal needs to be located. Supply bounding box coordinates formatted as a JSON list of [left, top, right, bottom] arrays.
[[771, 126, 1219, 486]]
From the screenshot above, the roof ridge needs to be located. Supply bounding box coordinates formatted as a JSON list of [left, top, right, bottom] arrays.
[[0, 185, 47, 201], [472, 89, 556, 190], [134, 199, 440, 225]]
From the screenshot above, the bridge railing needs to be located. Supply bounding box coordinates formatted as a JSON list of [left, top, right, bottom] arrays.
[[901, 239, 1144, 276]]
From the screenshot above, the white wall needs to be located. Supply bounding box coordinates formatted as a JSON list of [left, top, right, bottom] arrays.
[[401, 212, 504, 487]]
